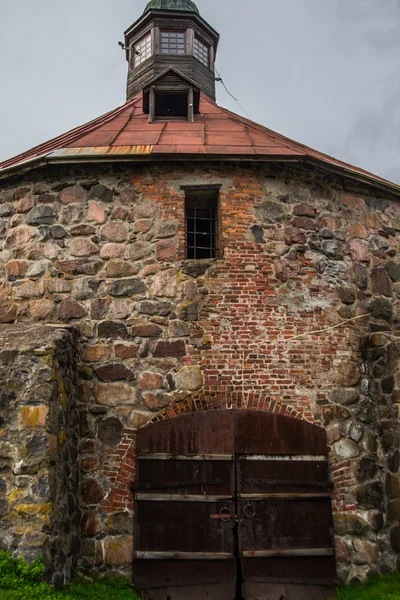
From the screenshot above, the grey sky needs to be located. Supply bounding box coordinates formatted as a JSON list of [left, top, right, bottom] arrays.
[[1, 0, 399, 183]]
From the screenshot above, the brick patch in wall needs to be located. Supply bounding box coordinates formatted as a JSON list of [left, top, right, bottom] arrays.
[[0, 162, 399, 581]]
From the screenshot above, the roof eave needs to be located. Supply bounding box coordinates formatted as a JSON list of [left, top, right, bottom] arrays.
[[0, 155, 50, 181], [306, 156, 400, 197], [1, 151, 399, 197], [44, 152, 303, 166], [143, 66, 200, 91]]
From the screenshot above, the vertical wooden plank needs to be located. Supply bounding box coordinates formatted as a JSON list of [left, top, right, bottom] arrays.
[[188, 87, 194, 123], [210, 45, 215, 71], [149, 87, 155, 123], [153, 26, 160, 54], [187, 27, 194, 56]]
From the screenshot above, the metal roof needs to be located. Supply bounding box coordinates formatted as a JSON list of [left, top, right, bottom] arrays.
[[143, 0, 199, 14], [1, 92, 399, 195]]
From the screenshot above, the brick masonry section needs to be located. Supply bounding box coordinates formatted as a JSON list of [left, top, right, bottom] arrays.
[[0, 161, 399, 582]]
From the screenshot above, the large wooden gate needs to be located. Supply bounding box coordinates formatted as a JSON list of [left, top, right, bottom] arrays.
[[133, 410, 336, 600]]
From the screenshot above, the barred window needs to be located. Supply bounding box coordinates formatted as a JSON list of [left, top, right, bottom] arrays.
[[161, 30, 186, 55], [134, 34, 152, 67], [185, 189, 219, 260], [193, 36, 209, 68]]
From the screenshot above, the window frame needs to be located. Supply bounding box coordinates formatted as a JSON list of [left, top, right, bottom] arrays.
[[133, 32, 152, 68], [183, 187, 221, 261], [154, 91, 189, 120], [193, 35, 210, 69], [160, 29, 187, 56], [149, 86, 195, 123]]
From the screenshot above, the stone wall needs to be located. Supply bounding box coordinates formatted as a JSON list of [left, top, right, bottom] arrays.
[[0, 161, 399, 581], [0, 324, 79, 587]]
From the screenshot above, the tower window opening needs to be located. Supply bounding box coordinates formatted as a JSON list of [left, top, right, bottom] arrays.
[[193, 36, 210, 68], [155, 92, 188, 119], [185, 189, 219, 260], [133, 33, 152, 67], [161, 30, 186, 55]]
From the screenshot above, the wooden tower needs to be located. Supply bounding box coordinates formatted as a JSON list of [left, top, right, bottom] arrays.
[[124, 0, 220, 121]]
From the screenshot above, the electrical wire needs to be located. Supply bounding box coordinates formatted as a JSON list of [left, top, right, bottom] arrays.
[[215, 67, 252, 121]]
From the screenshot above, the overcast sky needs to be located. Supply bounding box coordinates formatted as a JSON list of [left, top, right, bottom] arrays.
[[1, 0, 399, 182]]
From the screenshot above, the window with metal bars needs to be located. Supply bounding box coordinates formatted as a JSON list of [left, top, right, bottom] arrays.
[[193, 36, 210, 68], [185, 189, 219, 260], [160, 30, 186, 55], [133, 33, 152, 67]]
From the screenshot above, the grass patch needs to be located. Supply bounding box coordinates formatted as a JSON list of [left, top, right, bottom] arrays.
[[60, 576, 146, 600], [0, 552, 145, 600], [335, 571, 400, 600], [4, 551, 399, 600]]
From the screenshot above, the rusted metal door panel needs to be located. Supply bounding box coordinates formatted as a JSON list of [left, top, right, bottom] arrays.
[[134, 410, 336, 598], [235, 411, 336, 596], [146, 579, 237, 600], [242, 555, 336, 583], [235, 410, 328, 456], [134, 560, 236, 600], [238, 497, 335, 552], [136, 499, 236, 554], [137, 410, 235, 456], [238, 494, 336, 589], [245, 582, 336, 600], [137, 458, 234, 495], [283, 584, 336, 600], [134, 410, 236, 598], [238, 456, 330, 494]]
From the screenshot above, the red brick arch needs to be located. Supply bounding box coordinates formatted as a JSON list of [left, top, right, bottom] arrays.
[[101, 392, 318, 513], [149, 390, 316, 424]]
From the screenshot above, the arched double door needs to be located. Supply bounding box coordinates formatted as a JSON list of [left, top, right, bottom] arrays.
[[133, 410, 336, 600]]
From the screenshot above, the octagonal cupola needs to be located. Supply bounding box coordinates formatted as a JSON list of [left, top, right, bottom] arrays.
[[123, 0, 219, 113]]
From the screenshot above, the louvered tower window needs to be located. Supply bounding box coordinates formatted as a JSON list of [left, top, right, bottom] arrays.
[[161, 30, 186, 55], [193, 36, 210, 68], [134, 33, 152, 67]]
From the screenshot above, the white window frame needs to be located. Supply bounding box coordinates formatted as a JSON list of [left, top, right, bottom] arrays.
[[133, 33, 152, 67], [193, 36, 210, 68]]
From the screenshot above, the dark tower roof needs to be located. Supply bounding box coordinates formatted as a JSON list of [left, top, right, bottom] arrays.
[[143, 0, 200, 14]]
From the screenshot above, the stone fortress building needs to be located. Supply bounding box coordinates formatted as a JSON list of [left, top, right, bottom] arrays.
[[0, 1, 399, 598]]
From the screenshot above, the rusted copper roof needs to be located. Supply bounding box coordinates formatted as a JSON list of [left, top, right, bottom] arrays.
[[1, 92, 399, 194], [143, 0, 200, 15]]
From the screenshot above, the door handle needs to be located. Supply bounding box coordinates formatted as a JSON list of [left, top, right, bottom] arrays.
[[243, 504, 256, 519], [210, 507, 237, 521], [219, 507, 232, 522]]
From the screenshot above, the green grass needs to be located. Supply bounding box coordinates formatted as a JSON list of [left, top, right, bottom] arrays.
[[2, 552, 400, 600], [335, 571, 400, 600], [0, 552, 144, 600]]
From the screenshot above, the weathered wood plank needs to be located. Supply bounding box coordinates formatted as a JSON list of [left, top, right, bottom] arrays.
[[242, 549, 335, 558], [136, 493, 234, 501], [138, 453, 233, 460], [135, 552, 233, 560]]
